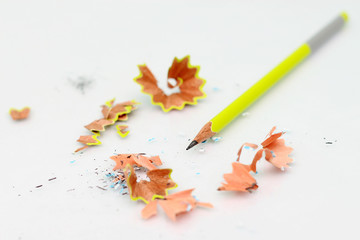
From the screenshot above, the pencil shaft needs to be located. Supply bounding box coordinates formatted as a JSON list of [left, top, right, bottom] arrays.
[[211, 44, 310, 132], [210, 13, 347, 133]]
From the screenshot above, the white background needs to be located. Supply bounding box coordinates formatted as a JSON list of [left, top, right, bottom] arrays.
[[1, 0, 359, 239]]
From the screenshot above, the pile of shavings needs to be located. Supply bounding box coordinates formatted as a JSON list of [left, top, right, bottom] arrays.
[[218, 126, 293, 192], [75, 99, 139, 152], [109, 153, 213, 221], [134, 55, 206, 112]]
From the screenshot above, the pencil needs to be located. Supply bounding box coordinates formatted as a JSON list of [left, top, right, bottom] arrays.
[[187, 12, 348, 150]]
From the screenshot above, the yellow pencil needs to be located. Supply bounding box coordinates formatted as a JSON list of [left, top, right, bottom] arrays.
[[187, 12, 348, 150]]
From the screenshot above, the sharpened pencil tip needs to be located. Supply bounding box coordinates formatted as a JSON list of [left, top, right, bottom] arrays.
[[186, 140, 198, 150]]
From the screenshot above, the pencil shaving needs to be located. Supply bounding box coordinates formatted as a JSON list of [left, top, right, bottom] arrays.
[[116, 125, 129, 138], [261, 127, 293, 169], [237, 127, 293, 170], [77, 135, 101, 145], [263, 140, 293, 169], [74, 145, 89, 153], [75, 99, 138, 152], [9, 107, 30, 120], [219, 126, 293, 192], [134, 56, 206, 112], [125, 165, 177, 203], [218, 162, 258, 192], [142, 189, 213, 221]]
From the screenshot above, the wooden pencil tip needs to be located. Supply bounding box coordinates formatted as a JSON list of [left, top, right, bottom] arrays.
[[186, 140, 198, 150]]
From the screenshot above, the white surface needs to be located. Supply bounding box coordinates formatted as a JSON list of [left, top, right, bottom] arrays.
[[1, 0, 360, 239]]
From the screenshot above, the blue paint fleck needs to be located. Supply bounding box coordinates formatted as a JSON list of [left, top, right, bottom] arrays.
[[244, 146, 250, 150], [212, 87, 220, 92], [271, 150, 276, 157], [148, 137, 156, 142], [196, 172, 200, 175], [212, 137, 222, 142], [186, 204, 192, 212], [70, 160, 76, 163]]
